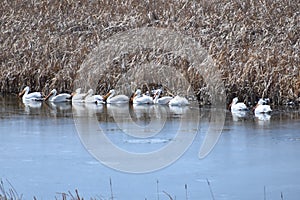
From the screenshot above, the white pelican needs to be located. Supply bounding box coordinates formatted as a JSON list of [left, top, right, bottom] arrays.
[[44, 89, 71, 102], [105, 89, 129, 104], [19, 86, 44, 102], [229, 97, 248, 112], [71, 88, 87, 103], [153, 89, 173, 105], [133, 89, 153, 104], [168, 95, 189, 106], [84, 89, 105, 104], [254, 99, 272, 114]]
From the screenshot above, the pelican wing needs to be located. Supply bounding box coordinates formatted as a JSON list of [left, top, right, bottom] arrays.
[[169, 96, 189, 106], [107, 95, 129, 104], [231, 102, 248, 112], [24, 92, 43, 101], [72, 93, 86, 103], [52, 93, 72, 102], [255, 105, 272, 114], [133, 95, 153, 104], [156, 96, 173, 105]]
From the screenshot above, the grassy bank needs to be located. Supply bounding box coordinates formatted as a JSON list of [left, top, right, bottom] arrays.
[[0, 0, 299, 106]]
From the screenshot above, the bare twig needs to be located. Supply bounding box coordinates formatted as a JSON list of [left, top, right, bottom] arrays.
[[109, 177, 114, 200], [206, 178, 215, 200], [163, 191, 173, 200]]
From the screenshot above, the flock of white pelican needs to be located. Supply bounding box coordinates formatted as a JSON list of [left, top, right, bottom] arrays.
[[18, 86, 190, 106], [18, 86, 272, 120]]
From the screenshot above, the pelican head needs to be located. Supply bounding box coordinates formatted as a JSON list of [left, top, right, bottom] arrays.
[[135, 89, 142, 95], [103, 89, 114, 101], [19, 86, 30, 97], [156, 89, 162, 94], [252, 98, 265, 112], [44, 89, 57, 101], [257, 98, 265, 105], [228, 97, 238, 109], [50, 89, 57, 96], [153, 89, 162, 99], [75, 88, 81, 93], [87, 89, 94, 95], [71, 88, 81, 97], [109, 89, 116, 96], [232, 97, 239, 104]]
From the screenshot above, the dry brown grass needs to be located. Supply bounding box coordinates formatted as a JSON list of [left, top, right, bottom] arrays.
[[0, 0, 299, 106]]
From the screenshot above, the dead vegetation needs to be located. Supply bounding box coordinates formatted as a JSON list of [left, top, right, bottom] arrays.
[[0, 0, 299, 106]]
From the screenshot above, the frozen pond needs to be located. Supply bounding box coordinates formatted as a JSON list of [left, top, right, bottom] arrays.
[[1, 95, 300, 199]]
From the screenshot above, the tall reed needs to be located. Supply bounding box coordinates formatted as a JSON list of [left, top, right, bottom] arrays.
[[0, 0, 299, 106]]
